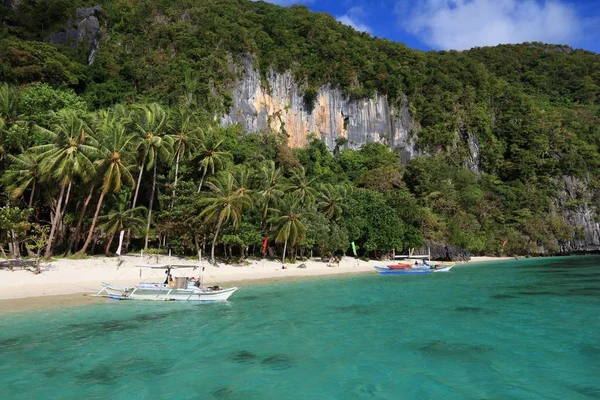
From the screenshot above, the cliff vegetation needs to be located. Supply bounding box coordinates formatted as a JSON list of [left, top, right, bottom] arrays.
[[0, 0, 599, 260]]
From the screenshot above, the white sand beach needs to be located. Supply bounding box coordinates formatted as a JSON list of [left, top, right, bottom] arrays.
[[0, 255, 512, 312]]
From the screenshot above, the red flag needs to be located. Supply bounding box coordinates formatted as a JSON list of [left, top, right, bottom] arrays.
[[502, 240, 508, 248], [262, 238, 268, 255]]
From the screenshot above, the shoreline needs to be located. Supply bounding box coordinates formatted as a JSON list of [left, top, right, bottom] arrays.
[[0, 255, 511, 314]]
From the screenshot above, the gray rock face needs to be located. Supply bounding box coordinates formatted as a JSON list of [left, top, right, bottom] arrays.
[[221, 57, 418, 161], [413, 240, 473, 262], [47, 5, 102, 64], [554, 176, 600, 253], [465, 131, 481, 173]]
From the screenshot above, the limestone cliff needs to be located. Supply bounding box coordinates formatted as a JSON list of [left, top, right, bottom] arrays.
[[554, 176, 600, 253], [221, 58, 418, 162], [47, 5, 102, 64], [220, 58, 600, 255]]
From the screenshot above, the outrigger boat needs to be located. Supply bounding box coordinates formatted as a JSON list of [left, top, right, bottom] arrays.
[[95, 264, 238, 302], [375, 261, 455, 275]]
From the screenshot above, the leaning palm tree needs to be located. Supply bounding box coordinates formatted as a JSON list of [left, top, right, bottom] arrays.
[[31, 111, 96, 257], [3, 152, 40, 207], [198, 172, 253, 264], [268, 198, 307, 264], [76, 121, 136, 255], [98, 198, 146, 256], [257, 160, 286, 219], [167, 107, 202, 202], [193, 133, 231, 193], [287, 167, 317, 206]]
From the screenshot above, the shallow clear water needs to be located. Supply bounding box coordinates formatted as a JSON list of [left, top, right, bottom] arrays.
[[1, 257, 599, 400]]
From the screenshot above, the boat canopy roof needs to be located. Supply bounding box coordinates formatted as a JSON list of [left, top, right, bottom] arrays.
[[137, 264, 198, 269]]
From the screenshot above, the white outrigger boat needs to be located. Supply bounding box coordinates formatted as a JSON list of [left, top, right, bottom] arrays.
[[95, 264, 238, 302]]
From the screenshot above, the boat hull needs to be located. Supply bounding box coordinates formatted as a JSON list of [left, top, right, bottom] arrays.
[[379, 270, 432, 275], [99, 283, 237, 302], [375, 264, 454, 274]]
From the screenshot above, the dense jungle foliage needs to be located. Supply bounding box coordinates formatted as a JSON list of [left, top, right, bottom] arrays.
[[0, 0, 599, 261]]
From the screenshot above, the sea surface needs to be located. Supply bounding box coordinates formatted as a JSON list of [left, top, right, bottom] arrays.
[[1, 257, 599, 400]]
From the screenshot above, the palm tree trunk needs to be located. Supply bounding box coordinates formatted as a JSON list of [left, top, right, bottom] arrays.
[[10, 230, 20, 258], [132, 153, 147, 209], [282, 236, 288, 265], [171, 150, 181, 207], [57, 181, 72, 246], [68, 186, 94, 253], [126, 153, 147, 252], [61, 181, 72, 216], [211, 215, 224, 265], [45, 182, 67, 258], [194, 235, 200, 259], [28, 180, 36, 208], [105, 230, 116, 256], [77, 191, 106, 255], [197, 169, 207, 193], [144, 161, 158, 250]]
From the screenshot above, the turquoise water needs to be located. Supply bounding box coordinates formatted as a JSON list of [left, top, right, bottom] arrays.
[[1, 257, 599, 400]]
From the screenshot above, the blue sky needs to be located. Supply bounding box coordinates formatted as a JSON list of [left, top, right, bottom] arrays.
[[257, 0, 600, 53]]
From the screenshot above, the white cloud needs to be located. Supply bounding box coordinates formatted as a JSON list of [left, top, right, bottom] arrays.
[[395, 0, 582, 50], [337, 7, 372, 33]]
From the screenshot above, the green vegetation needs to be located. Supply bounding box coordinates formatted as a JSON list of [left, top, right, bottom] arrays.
[[0, 0, 599, 259]]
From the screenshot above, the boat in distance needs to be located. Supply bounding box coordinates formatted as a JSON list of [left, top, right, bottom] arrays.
[[375, 262, 455, 275], [95, 264, 238, 302]]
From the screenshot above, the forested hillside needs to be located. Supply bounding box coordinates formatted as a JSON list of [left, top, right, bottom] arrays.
[[1, 0, 599, 260]]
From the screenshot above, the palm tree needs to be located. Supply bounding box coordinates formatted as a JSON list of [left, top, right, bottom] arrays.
[[0, 84, 20, 156], [3, 153, 39, 207], [98, 198, 146, 256], [198, 172, 252, 264], [142, 129, 173, 249], [287, 167, 317, 206], [257, 161, 286, 219], [317, 184, 346, 220], [67, 107, 135, 254], [129, 103, 173, 249], [167, 108, 202, 202], [268, 199, 307, 264], [76, 120, 136, 255], [193, 134, 231, 193], [31, 111, 96, 257], [130, 103, 168, 211]]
